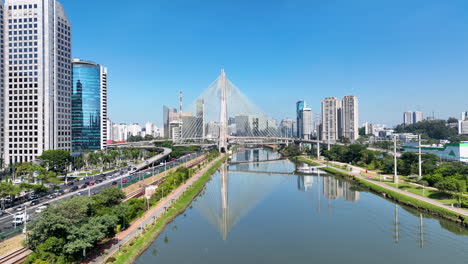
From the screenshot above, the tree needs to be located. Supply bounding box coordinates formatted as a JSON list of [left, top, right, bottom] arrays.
[[91, 187, 125, 214], [447, 117, 459, 124], [435, 177, 467, 193], [395, 120, 457, 140], [39, 150, 72, 174]]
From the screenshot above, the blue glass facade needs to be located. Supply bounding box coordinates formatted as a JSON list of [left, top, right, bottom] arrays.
[[72, 61, 101, 151], [296, 101, 305, 138]]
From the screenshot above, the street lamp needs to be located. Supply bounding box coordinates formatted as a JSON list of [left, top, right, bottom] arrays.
[[393, 135, 398, 184], [160, 161, 167, 177]]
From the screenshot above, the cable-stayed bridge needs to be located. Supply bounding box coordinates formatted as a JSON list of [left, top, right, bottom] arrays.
[[163, 69, 330, 152]]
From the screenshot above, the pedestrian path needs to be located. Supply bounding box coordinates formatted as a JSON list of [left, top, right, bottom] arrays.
[[83, 154, 225, 264], [302, 156, 468, 217]]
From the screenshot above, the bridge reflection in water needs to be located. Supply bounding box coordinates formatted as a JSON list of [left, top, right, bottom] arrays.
[[197, 149, 363, 241]]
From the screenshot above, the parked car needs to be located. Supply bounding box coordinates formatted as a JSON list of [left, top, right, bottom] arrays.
[[70, 186, 79, 192], [89, 182, 95, 186], [29, 200, 39, 206], [112, 181, 117, 185], [80, 184, 88, 189], [122, 179, 128, 184], [67, 181, 74, 186], [35, 205, 47, 214]]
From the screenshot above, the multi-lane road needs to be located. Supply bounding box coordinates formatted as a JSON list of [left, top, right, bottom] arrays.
[[0, 148, 201, 240]]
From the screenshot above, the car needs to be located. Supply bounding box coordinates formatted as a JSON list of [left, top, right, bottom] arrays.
[[29, 200, 39, 206], [35, 205, 47, 214], [81, 184, 88, 189], [84, 181, 90, 186], [112, 181, 117, 185], [70, 186, 79, 192], [67, 181, 74, 186], [95, 179, 102, 184], [122, 179, 128, 184], [47, 194, 57, 199], [16, 206, 25, 212], [89, 182, 95, 186]]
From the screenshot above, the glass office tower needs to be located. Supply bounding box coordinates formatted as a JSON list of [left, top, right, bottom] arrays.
[[72, 59, 107, 151]]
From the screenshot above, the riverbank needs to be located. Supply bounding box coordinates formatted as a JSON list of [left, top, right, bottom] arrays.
[[100, 154, 228, 264], [297, 156, 468, 227]]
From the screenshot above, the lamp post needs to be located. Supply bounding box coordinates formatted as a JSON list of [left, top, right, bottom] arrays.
[[394, 135, 398, 184], [418, 134, 422, 181]]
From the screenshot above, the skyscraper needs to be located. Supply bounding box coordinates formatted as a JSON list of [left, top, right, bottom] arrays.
[[71, 59, 107, 151], [280, 119, 294, 138], [403, 112, 413, 125], [341, 95, 359, 140], [4, 0, 71, 165], [461, 111, 468, 121], [163, 105, 176, 138], [321, 97, 340, 141], [302, 107, 312, 140], [296, 101, 305, 138], [413, 111, 424, 123]]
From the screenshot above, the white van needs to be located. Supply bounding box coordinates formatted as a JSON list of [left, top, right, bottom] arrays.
[[12, 213, 29, 226]]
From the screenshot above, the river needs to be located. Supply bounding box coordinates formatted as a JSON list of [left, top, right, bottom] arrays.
[[136, 149, 468, 264]]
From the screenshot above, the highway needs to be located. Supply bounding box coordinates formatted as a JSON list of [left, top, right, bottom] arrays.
[[0, 149, 199, 240]]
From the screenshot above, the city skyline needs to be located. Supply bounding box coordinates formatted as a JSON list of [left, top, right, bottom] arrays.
[[61, 0, 468, 126]]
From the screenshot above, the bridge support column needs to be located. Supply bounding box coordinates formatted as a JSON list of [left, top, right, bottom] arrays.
[[317, 142, 320, 159]]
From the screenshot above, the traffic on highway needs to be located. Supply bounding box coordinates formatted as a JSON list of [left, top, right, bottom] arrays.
[[0, 150, 203, 240]]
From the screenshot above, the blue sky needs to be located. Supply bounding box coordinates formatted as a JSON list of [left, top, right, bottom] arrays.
[[64, 0, 468, 127]]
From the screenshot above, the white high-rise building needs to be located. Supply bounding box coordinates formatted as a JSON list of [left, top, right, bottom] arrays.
[[403, 112, 413, 125], [302, 108, 312, 140], [321, 97, 340, 141], [4, 0, 71, 165], [128, 123, 141, 136], [145, 122, 155, 137], [112, 123, 128, 142], [413, 111, 424, 123], [341, 95, 359, 140], [461, 111, 468, 121], [107, 119, 113, 141]]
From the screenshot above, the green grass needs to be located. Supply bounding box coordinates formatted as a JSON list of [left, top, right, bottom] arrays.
[[295, 156, 321, 166], [296, 156, 467, 225], [105, 155, 228, 264], [354, 177, 466, 224], [385, 182, 458, 205]]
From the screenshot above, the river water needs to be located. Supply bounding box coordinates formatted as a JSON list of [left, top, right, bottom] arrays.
[[136, 149, 468, 264]]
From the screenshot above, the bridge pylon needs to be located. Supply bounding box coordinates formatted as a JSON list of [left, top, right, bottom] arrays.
[[219, 69, 228, 152]]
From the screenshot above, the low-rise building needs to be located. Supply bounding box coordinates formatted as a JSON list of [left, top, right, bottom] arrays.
[[402, 142, 468, 163]]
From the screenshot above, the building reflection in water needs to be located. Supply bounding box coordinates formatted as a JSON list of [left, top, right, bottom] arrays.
[[297, 175, 313, 192], [322, 176, 360, 202], [297, 174, 360, 202]]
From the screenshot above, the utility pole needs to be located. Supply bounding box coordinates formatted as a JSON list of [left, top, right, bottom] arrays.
[[394, 135, 398, 184], [418, 134, 422, 181], [327, 118, 331, 151]]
